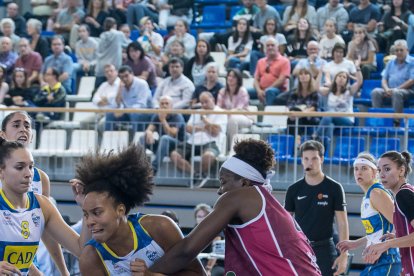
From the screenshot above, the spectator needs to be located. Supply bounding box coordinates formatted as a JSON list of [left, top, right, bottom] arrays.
[[292, 41, 327, 81], [119, 23, 133, 45], [6, 3, 26, 37], [15, 38, 43, 86], [319, 18, 345, 60], [316, 0, 349, 34], [285, 140, 349, 276], [83, 0, 109, 38], [95, 17, 129, 88], [349, 0, 381, 34], [287, 67, 321, 136], [249, 18, 287, 75], [124, 41, 157, 92], [377, 0, 412, 52], [137, 17, 163, 60], [34, 67, 67, 121], [226, 18, 253, 71], [282, 0, 317, 35], [286, 18, 317, 67], [251, 0, 282, 33], [0, 36, 18, 83], [153, 57, 194, 109], [40, 36, 73, 94], [26, 18, 49, 61], [29, 0, 59, 28], [0, 18, 20, 51], [164, 19, 196, 59], [314, 64, 362, 139], [74, 24, 98, 77], [53, 0, 85, 42], [323, 43, 356, 86], [0, 66, 9, 104], [105, 65, 153, 132], [170, 91, 227, 175], [141, 95, 186, 173], [217, 69, 253, 145], [347, 24, 378, 80], [159, 40, 188, 77], [232, 0, 260, 23], [158, 0, 193, 30], [184, 39, 214, 86], [3, 67, 36, 107], [253, 37, 291, 105], [92, 64, 119, 109], [371, 39, 414, 126], [191, 62, 223, 108], [126, 0, 159, 30]]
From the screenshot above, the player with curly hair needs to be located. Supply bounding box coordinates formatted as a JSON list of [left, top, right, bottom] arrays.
[[75, 144, 204, 275]]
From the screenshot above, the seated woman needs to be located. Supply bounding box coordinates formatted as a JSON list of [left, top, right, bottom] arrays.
[[33, 67, 66, 121], [184, 39, 214, 87], [319, 18, 345, 60], [3, 68, 36, 107], [286, 67, 321, 136], [75, 144, 204, 275], [124, 41, 158, 93], [164, 19, 196, 59], [82, 0, 109, 37], [217, 69, 253, 145], [159, 39, 188, 77], [313, 62, 362, 139], [226, 18, 253, 71], [347, 24, 378, 80], [286, 18, 316, 68], [282, 0, 317, 36], [137, 17, 164, 60]]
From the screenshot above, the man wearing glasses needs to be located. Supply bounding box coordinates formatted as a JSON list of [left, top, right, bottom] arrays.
[[371, 39, 414, 127], [252, 37, 290, 105], [15, 38, 43, 86]]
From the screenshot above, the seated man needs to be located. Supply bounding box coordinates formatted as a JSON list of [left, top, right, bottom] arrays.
[[105, 65, 153, 132], [252, 37, 290, 105], [371, 39, 414, 126], [170, 92, 227, 177], [140, 95, 186, 174]]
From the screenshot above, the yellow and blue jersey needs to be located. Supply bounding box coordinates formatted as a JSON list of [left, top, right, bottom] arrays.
[[0, 190, 45, 275], [0, 167, 43, 195], [87, 213, 164, 275]]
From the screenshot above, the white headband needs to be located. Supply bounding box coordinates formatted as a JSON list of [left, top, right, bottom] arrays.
[[353, 158, 377, 170], [221, 156, 274, 192]]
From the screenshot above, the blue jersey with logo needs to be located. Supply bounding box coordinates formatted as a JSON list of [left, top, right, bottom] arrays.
[[87, 213, 165, 275], [0, 190, 45, 275]]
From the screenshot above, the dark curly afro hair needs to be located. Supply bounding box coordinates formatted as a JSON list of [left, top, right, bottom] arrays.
[[76, 144, 154, 213]]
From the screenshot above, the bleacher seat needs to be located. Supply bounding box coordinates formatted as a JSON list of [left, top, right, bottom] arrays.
[[251, 105, 288, 134], [369, 53, 384, 79], [47, 102, 97, 129], [325, 137, 365, 165], [130, 29, 140, 41], [32, 129, 67, 157], [66, 76, 96, 102], [230, 5, 242, 19], [100, 131, 129, 152], [358, 108, 403, 136], [191, 5, 232, 30], [60, 130, 97, 157], [353, 79, 381, 106], [268, 134, 294, 161], [210, 51, 227, 76], [370, 137, 400, 158]]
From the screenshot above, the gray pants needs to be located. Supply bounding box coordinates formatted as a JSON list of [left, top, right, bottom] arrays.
[[371, 88, 414, 113]]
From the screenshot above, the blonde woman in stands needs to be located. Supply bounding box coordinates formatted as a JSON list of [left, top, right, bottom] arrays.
[[0, 137, 89, 276], [364, 151, 414, 275], [0, 111, 71, 275], [337, 152, 401, 275]]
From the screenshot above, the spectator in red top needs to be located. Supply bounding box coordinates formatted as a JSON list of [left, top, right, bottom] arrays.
[[14, 38, 42, 86], [252, 37, 291, 105]]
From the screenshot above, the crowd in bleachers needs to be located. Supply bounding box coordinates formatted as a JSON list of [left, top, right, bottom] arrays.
[[0, 0, 413, 170]]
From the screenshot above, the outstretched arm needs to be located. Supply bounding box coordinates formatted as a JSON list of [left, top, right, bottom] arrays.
[[149, 192, 240, 274]]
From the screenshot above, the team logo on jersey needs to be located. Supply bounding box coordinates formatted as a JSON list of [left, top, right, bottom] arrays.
[[146, 250, 160, 262], [113, 262, 129, 274], [3, 211, 13, 225], [31, 213, 40, 227], [317, 193, 328, 200]]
